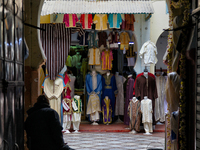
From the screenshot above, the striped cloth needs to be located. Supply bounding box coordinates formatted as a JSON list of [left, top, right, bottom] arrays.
[[71, 23, 85, 36], [40, 24, 71, 80]]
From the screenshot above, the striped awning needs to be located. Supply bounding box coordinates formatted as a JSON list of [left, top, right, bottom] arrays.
[[41, 0, 154, 16]]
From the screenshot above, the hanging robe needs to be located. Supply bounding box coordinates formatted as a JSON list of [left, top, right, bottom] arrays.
[[102, 74, 118, 118], [128, 100, 141, 132], [124, 77, 134, 125], [115, 75, 126, 116], [155, 76, 166, 122], [42, 73, 65, 119]]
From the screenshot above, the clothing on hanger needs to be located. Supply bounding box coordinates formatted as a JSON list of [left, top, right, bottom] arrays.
[[119, 32, 130, 50]]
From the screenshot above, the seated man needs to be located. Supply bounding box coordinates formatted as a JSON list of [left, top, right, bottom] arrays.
[[24, 95, 74, 150]]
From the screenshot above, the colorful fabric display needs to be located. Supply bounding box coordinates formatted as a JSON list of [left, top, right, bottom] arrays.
[[93, 14, 108, 30], [63, 14, 78, 28], [80, 14, 93, 29], [108, 14, 122, 29]]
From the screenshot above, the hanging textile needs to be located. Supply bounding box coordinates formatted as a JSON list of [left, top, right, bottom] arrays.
[[42, 73, 66, 119], [93, 14, 108, 30], [108, 14, 122, 29], [40, 24, 71, 80], [108, 31, 119, 49], [80, 14, 93, 29], [101, 50, 113, 70], [155, 75, 166, 122], [139, 40, 158, 65], [125, 14, 135, 31], [102, 74, 118, 118], [120, 32, 130, 50], [63, 14, 78, 28], [124, 76, 134, 125]]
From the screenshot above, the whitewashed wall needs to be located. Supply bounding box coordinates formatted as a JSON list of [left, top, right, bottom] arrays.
[[150, 0, 169, 72], [133, 14, 151, 74]]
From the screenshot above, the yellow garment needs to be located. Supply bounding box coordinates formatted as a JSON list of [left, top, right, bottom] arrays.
[[93, 14, 108, 30], [86, 94, 101, 115], [102, 98, 112, 124], [101, 50, 113, 70], [120, 32, 130, 50], [66, 55, 72, 67], [40, 15, 51, 24], [88, 48, 101, 65], [69, 14, 74, 28]]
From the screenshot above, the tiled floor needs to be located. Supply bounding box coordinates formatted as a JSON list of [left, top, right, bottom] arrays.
[[64, 122, 165, 150], [64, 132, 165, 150]]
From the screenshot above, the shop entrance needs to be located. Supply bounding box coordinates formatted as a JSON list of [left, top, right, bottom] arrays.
[[39, 12, 166, 136]]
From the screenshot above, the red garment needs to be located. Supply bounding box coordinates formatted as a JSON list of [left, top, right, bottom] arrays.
[[64, 73, 71, 99], [64, 73, 70, 83], [133, 72, 155, 96], [80, 14, 93, 29], [63, 74, 72, 114], [64, 87, 71, 99]]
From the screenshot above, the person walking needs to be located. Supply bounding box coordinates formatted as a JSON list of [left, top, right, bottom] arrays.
[[24, 95, 74, 150]]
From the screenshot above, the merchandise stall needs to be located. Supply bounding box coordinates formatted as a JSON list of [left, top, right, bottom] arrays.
[[38, 0, 168, 136], [161, 0, 191, 149]]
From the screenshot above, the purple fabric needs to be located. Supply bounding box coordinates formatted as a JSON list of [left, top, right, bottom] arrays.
[[102, 99, 112, 124], [124, 77, 134, 125]]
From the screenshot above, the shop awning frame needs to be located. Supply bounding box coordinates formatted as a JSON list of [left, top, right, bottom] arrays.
[[41, 0, 154, 16]]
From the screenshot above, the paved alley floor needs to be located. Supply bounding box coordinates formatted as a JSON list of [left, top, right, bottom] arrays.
[[64, 132, 165, 150]]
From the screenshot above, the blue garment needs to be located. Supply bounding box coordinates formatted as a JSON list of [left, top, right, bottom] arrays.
[[171, 111, 179, 141], [102, 74, 118, 118], [86, 73, 102, 104], [85, 73, 102, 122], [87, 31, 99, 48], [61, 95, 63, 125], [108, 14, 122, 29]]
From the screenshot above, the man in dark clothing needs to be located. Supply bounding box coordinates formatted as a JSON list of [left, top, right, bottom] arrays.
[[24, 95, 74, 150]]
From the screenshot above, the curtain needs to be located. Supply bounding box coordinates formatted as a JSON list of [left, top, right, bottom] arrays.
[[40, 24, 71, 80]]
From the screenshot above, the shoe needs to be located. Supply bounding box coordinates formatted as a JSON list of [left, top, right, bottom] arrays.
[[73, 130, 80, 133], [92, 122, 99, 125], [62, 130, 65, 133], [64, 130, 71, 134], [129, 130, 136, 134], [143, 132, 152, 135]]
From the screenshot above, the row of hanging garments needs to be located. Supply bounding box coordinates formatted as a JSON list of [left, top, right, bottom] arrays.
[[77, 30, 137, 49], [41, 13, 135, 31]]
